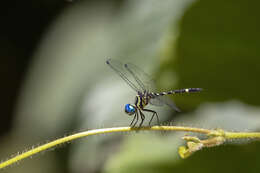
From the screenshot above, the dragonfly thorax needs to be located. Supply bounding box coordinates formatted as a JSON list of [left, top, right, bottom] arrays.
[[135, 92, 150, 109]]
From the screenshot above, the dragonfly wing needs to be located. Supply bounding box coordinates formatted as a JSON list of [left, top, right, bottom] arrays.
[[106, 59, 142, 92], [124, 62, 156, 92], [149, 96, 164, 106], [149, 95, 181, 112]]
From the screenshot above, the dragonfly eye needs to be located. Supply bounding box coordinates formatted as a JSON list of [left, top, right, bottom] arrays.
[[125, 104, 136, 115]]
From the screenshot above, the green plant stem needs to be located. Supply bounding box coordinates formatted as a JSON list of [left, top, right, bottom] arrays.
[[1, 125, 260, 169], [225, 132, 260, 139]]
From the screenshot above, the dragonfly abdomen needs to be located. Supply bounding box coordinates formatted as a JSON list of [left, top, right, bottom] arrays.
[[151, 88, 202, 96]]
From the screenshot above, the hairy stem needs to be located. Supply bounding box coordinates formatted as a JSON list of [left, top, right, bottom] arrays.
[[1, 126, 260, 169]]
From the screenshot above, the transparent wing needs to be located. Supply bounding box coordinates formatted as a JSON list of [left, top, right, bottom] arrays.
[[148, 96, 164, 106], [106, 59, 142, 92], [149, 95, 181, 112], [124, 62, 156, 92], [107, 59, 180, 112]]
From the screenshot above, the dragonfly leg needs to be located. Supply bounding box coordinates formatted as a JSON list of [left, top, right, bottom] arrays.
[[142, 109, 159, 126], [132, 110, 139, 127], [130, 112, 137, 126], [138, 110, 145, 127]]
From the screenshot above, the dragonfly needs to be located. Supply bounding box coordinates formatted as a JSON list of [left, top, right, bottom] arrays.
[[106, 58, 202, 127]]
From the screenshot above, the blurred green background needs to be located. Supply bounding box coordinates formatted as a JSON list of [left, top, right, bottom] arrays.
[[1, 0, 260, 172]]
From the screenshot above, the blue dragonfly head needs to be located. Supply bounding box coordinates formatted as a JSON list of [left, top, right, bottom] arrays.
[[125, 104, 136, 115]]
